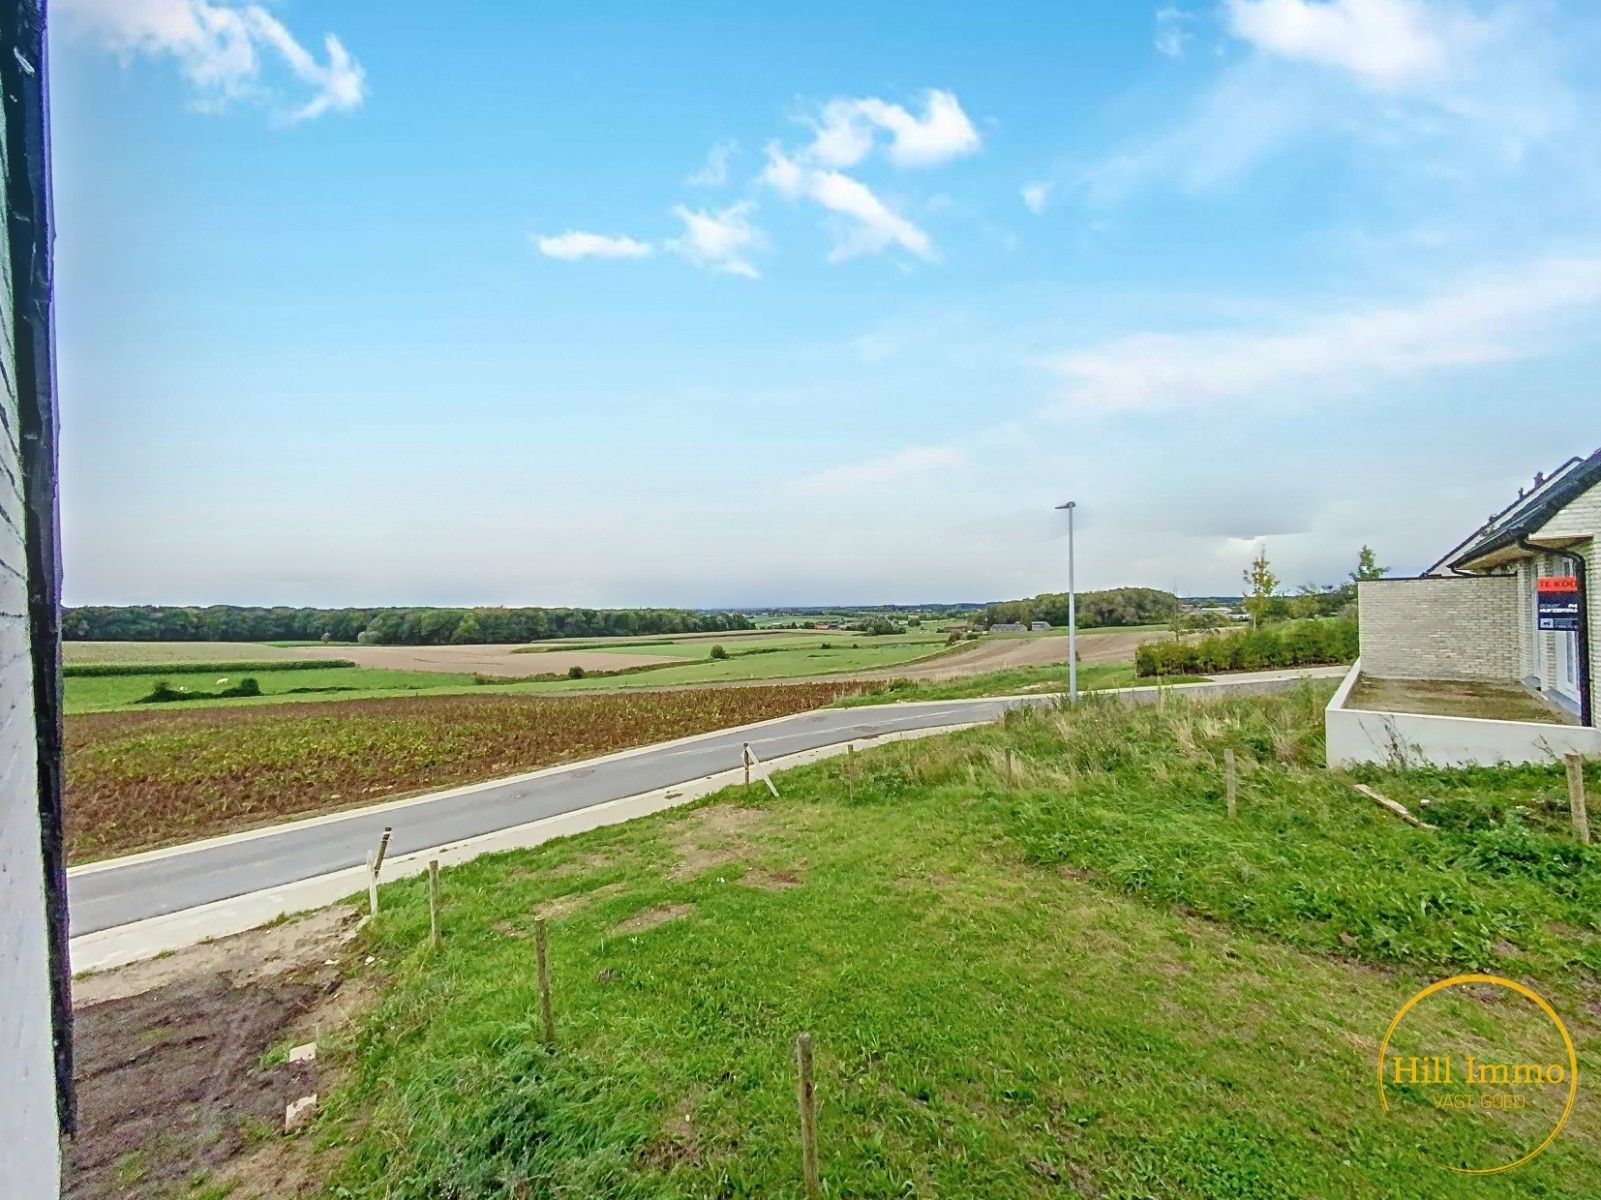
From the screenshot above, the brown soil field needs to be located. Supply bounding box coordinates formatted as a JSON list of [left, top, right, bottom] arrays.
[[293, 642, 687, 676], [64, 641, 326, 665], [65, 681, 865, 864], [855, 629, 1156, 682], [67, 906, 369, 1200]]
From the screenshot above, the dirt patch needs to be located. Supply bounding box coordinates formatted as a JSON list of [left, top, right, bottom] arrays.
[[851, 629, 1152, 684], [496, 883, 628, 935], [742, 868, 803, 891], [638, 1093, 705, 1171], [65, 909, 372, 1200], [668, 804, 768, 881], [616, 902, 696, 933]]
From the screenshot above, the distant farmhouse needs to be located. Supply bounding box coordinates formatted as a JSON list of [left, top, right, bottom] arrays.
[[1330, 448, 1600, 766], [988, 621, 1028, 633], [1030, 620, 1051, 632]]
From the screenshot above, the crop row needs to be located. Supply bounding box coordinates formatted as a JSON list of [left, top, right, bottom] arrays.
[[65, 682, 864, 864]]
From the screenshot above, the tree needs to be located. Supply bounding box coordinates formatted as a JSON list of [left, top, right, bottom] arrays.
[[1351, 545, 1388, 583], [1241, 545, 1280, 628]]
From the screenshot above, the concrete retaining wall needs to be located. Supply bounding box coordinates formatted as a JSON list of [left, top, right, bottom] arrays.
[[1325, 662, 1601, 767]]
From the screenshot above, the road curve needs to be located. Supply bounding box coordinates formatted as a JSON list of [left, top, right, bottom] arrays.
[[68, 670, 1340, 937]]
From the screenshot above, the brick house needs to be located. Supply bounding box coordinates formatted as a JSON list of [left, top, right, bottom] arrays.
[[0, 4, 72, 1195], [1356, 447, 1601, 728]]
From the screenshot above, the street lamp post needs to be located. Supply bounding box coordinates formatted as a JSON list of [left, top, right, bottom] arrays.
[[1056, 501, 1077, 702]]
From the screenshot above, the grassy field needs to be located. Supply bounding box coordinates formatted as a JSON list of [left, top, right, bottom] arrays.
[[305, 687, 1599, 1198], [65, 664, 491, 714], [64, 682, 867, 864], [63, 632, 963, 714], [833, 660, 1151, 704]]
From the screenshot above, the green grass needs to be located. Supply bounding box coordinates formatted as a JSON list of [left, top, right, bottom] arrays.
[[65, 665, 490, 714], [64, 634, 962, 713], [832, 660, 1155, 705], [317, 687, 1601, 1198]]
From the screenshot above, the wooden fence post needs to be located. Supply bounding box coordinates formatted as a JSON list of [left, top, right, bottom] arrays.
[[1567, 754, 1591, 845], [796, 1033, 820, 1200], [428, 860, 441, 949], [535, 918, 556, 1047], [1224, 749, 1237, 819], [365, 826, 394, 917]]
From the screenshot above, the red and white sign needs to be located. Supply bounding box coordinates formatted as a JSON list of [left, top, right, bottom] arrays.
[[1537, 576, 1579, 594]]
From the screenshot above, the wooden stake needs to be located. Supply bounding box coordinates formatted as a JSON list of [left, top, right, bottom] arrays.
[[795, 1033, 820, 1200], [1566, 754, 1591, 845], [847, 744, 855, 802], [1006, 749, 1015, 790], [366, 826, 394, 917], [428, 860, 441, 949], [373, 826, 393, 875], [1351, 783, 1438, 831], [535, 918, 556, 1047], [743, 742, 752, 787], [1223, 748, 1237, 819]]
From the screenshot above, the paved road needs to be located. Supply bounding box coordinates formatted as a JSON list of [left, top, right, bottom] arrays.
[[68, 670, 1340, 936]]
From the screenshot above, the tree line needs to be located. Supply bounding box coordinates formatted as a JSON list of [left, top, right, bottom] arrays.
[[62, 605, 756, 645], [976, 587, 1183, 630]]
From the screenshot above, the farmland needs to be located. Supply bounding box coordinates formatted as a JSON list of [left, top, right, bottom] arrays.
[[64, 682, 865, 864], [62, 626, 1171, 714], [212, 687, 1596, 1198]]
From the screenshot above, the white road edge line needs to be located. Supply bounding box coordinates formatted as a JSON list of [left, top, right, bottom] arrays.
[[70, 722, 983, 976]]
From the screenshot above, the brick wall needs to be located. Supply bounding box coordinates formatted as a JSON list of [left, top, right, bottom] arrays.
[[1358, 575, 1521, 681], [0, 83, 58, 1197]]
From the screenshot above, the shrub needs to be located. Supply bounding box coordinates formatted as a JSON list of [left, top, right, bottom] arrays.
[[567, 665, 586, 680], [709, 644, 728, 660], [1134, 617, 1358, 678], [136, 676, 262, 704]]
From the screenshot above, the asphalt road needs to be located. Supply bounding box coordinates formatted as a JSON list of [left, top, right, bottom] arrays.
[[68, 670, 1338, 937], [67, 697, 1028, 936]]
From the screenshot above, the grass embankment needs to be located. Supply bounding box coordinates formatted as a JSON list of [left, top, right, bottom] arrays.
[[64, 682, 865, 864], [314, 687, 1600, 1198]]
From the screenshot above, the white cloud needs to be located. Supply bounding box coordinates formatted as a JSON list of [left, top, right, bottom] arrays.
[[1155, 6, 1198, 58], [763, 146, 933, 261], [60, 0, 366, 121], [793, 445, 966, 495], [1021, 181, 1053, 214], [1046, 254, 1601, 413], [807, 99, 878, 168], [686, 140, 736, 187], [803, 89, 981, 170], [1224, 0, 1482, 90], [535, 231, 655, 261], [669, 203, 765, 278]]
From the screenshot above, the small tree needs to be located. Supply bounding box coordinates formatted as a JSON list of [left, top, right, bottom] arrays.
[[1351, 545, 1388, 583], [1242, 544, 1280, 628], [709, 644, 728, 660]]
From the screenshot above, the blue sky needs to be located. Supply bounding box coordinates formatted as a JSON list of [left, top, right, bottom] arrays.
[[49, 0, 1601, 606]]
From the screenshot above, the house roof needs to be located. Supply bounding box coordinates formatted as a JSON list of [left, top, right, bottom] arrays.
[[1430, 446, 1601, 574]]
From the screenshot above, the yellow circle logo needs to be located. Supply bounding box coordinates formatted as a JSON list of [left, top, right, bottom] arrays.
[[1376, 974, 1578, 1175]]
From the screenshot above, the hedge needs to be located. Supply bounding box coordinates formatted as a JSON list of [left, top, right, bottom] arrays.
[[1135, 617, 1358, 678], [64, 659, 356, 678]]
